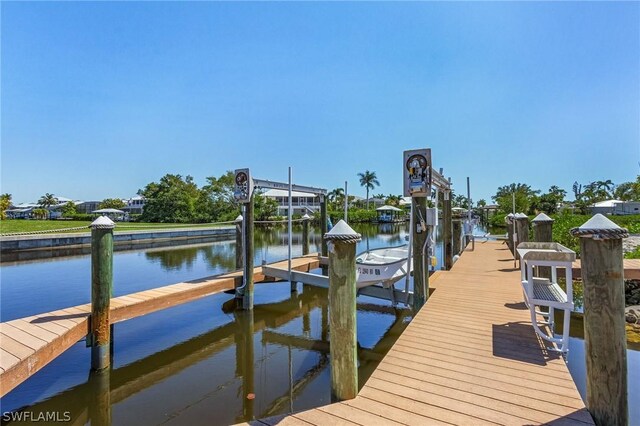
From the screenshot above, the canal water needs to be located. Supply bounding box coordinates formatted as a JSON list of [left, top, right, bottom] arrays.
[[1, 222, 638, 424], [1, 223, 415, 425]]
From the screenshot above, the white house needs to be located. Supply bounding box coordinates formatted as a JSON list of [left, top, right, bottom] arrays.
[[589, 199, 623, 215], [122, 196, 146, 215], [260, 189, 319, 216], [613, 201, 640, 215]]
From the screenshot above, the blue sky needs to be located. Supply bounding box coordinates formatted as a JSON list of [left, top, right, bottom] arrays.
[[2, 2, 638, 204]]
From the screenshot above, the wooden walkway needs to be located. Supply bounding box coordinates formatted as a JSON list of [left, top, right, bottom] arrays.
[[573, 258, 640, 279], [252, 242, 594, 425], [0, 255, 320, 397]]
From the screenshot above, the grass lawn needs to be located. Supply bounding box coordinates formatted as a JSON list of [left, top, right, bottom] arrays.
[[0, 220, 229, 235]]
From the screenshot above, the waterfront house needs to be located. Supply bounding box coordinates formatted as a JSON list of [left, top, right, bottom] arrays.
[[260, 189, 319, 216], [589, 199, 623, 215], [122, 196, 146, 215], [612, 200, 640, 215]]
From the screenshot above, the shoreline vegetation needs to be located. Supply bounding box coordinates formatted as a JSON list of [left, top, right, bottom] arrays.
[[0, 220, 232, 235]]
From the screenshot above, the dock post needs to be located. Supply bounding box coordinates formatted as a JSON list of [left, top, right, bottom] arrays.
[[90, 216, 115, 371], [505, 213, 515, 255], [412, 197, 429, 310], [452, 219, 462, 256], [571, 214, 628, 426], [235, 309, 255, 420], [514, 213, 529, 259], [532, 213, 554, 279], [88, 369, 111, 426], [302, 213, 310, 256], [238, 196, 255, 310], [443, 190, 453, 270], [320, 195, 328, 258], [324, 220, 361, 402], [235, 214, 243, 271]]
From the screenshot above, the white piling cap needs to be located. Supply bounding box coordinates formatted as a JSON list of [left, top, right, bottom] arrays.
[[89, 216, 115, 229], [532, 213, 554, 223], [324, 219, 361, 243], [234, 215, 243, 223], [515, 213, 528, 219], [570, 213, 628, 240], [302, 213, 311, 220]]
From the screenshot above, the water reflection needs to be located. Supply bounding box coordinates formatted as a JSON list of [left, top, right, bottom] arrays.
[[141, 223, 408, 273], [5, 283, 410, 425]]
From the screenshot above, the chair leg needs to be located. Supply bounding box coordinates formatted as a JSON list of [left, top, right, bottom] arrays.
[[560, 308, 571, 353]]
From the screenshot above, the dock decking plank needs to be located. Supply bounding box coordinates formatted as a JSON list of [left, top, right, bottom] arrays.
[[265, 242, 594, 425], [0, 255, 320, 398]]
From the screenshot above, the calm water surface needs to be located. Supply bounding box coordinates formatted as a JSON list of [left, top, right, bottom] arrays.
[[0, 224, 415, 425], [1, 222, 638, 424]]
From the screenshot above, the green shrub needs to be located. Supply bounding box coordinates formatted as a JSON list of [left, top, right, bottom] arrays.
[[550, 213, 640, 256], [328, 208, 377, 223], [66, 213, 94, 221]]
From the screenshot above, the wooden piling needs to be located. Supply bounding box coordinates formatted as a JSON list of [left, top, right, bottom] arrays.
[[235, 214, 243, 271], [302, 213, 310, 256], [90, 216, 115, 371], [412, 197, 428, 310], [238, 196, 255, 310], [235, 309, 255, 420], [532, 213, 554, 279], [515, 214, 529, 259], [320, 196, 328, 258], [324, 220, 361, 402], [452, 219, 462, 256], [88, 369, 111, 426], [442, 191, 453, 270], [571, 214, 628, 426], [505, 213, 515, 255]]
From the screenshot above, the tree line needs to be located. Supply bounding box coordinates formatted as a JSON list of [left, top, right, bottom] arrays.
[[488, 176, 640, 219], [138, 172, 278, 223]]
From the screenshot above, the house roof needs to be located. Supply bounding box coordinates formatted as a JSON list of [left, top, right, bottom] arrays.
[[592, 199, 623, 208], [376, 205, 403, 212], [261, 189, 318, 198], [92, 208, 125, 214]]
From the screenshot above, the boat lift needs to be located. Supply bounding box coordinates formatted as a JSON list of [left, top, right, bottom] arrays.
[[233, 168, 328, 301], [234, 152, 452, 308]]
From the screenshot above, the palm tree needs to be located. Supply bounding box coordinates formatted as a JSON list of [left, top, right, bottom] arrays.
[[328, 188, 344, 210], [38, 193, 58, 219], [358, 170, 380, 210], [38, 193, 58, 208], [595, 180, 614, 199], [385, 194, 401, 206]]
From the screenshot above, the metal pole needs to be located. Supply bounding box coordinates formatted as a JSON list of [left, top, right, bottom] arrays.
[[512, 192, 517, 268], [344, 181, 348, 222], [90, 216, 115, 371], [288, 167, 293, 291], [404, 201, 414, 301], [412, 197, 428, 310], [467, 177, 474, 251]]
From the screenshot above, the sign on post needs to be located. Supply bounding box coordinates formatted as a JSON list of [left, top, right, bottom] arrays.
[[403, 149, 432, 197]]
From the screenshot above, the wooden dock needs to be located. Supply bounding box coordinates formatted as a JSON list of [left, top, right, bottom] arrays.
[[0, 255, 320, 397], [573, 258, 640, 280], [250, 242, 595, 425]]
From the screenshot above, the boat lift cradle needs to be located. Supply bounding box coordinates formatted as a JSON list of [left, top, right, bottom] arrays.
[[516, 242, 576, 353]]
